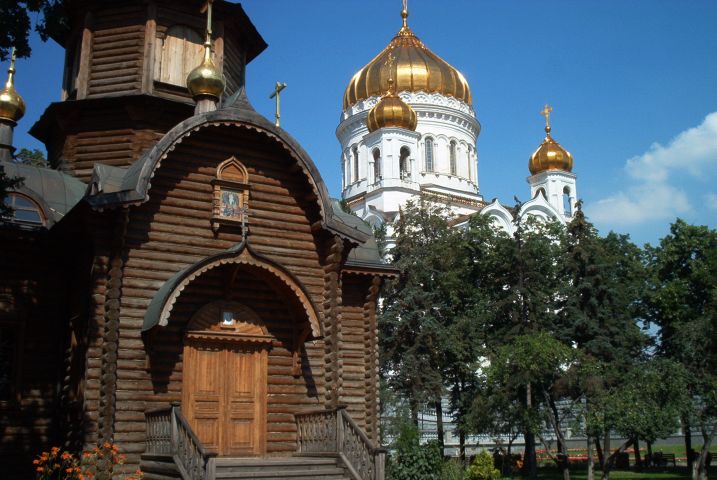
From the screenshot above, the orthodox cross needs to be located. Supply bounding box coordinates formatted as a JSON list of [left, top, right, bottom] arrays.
[[270, 81, 287, 127], [540, 103, 553, 131], [401, 0, 409, 28], [200, 0, 214, 42]]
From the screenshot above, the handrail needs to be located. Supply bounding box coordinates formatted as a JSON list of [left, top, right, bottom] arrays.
[[145, 403, 216, 480], [295, 406, 385, 480]]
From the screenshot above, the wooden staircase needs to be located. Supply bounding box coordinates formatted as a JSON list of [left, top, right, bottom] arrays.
[[140, 404, 384, 480], [141, 455, 351, 480]]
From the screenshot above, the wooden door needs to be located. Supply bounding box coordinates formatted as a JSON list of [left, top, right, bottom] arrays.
[[182, 342, 267, 456]]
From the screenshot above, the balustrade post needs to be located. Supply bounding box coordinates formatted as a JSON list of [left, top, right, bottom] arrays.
[[336, 405, 347, 453], [374, 448, 387, 480], [170, 402, 180, 454]]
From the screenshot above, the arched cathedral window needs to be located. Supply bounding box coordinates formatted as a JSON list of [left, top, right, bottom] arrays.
[[154, 25, 205, 87], [372, 148, 381, 182], [2, 193, 45, 226], [449, 141, 457, 175], [211, 157, 250, 233], [563, 186, 572, 216], [400, 147, 410, 180], [352, 146, 360, 183], [425, 137, 434, 172]]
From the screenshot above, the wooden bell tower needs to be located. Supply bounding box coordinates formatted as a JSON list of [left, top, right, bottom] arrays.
[[29, 0, 266, 181]]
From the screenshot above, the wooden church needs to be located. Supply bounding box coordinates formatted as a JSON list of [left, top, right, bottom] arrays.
[[0, 1, 392, 478]]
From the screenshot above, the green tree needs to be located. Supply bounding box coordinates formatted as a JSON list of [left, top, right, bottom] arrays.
[[379, 197, 465, 453], [0, 1, 67, 60], [556, 203, 648, 480], [0, 164, 22, 217], [487, 206, 564, 479], [486, 332, 579, 480], [16, 147, 47, 167], [645, 219, 717, 480]]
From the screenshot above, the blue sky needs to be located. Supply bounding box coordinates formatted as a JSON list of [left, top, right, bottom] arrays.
[[10, 0, 717, 246]]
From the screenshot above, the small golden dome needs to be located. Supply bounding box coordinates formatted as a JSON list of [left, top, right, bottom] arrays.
[[186, 42, 225, 101], [343, 9, 471, 110], [366, 86, 417, 132], [0, 51, 25, 123], [529, 126, 573, 175]]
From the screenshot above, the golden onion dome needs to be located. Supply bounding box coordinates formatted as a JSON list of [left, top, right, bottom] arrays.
[[0, 50, 25, 123], [366, 80, 417, 132], [186, 41, 225, 101], [343, 8, 472, 110], [529, 126, 573, 175]]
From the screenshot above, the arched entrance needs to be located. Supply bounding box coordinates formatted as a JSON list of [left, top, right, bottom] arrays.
[[181, 301, 271, 456]]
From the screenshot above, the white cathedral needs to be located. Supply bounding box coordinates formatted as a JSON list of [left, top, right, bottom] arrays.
[[339, 6, 578, 241]]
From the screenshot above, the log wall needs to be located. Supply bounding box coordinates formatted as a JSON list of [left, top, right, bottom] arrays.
[[105, 124, 375, 468]]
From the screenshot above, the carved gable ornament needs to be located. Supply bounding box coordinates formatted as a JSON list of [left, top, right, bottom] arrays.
[[211, 156, 250, 234]]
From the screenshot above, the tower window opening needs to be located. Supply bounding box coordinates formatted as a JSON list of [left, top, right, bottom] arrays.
[[400, 147, 410, 180], [467, 145, 472, 181], [563, 186, 572, 216], [373, 148, 381, 182], [155, 25, 204, 88], [449, 141, 457, 175], [425, 137, 434, 172], [352, 146, 360, 183]]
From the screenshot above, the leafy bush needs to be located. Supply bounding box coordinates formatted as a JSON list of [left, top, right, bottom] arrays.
[[465, 451, 500, 480], [440, 457, 465, 480], [387, 420, 443, 480]]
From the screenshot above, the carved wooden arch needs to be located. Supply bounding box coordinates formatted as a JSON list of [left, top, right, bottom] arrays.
[[159, 248, 321, 340]]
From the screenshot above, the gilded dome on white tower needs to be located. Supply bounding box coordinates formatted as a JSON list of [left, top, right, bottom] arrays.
[[342, 6, 472, 110]]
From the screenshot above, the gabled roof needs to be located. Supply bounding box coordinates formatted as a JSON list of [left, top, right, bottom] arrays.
[[1, 160, 86, 229], [86, 98, 371, 244]]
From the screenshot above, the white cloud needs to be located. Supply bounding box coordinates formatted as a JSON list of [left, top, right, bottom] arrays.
[[589, 112, 717, 226], [705, 193, 717, 211], [626, 112, 717, 183], [589, 183, 691, 226]]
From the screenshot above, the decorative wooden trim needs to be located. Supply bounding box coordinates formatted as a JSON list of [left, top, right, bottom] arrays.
[[98, 208, 129, 445], [322, 236, 344, 408], [363, 275, 382, 444], [75, 12, 93, 100], [141, 2, 157, 94]]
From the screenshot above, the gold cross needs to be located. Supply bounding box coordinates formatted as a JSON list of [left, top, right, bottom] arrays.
[[269, 82, 287, 127], [401, 0, 409, 28], [540, 103, 553, 130], [200, 1, 214, 43]]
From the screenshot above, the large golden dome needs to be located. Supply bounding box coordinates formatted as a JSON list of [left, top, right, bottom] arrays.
[[343, 9, 472, 110], [366, 80, 417, 132], [529, 126, 573, 175]]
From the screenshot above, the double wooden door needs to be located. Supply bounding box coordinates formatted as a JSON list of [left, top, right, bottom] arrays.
[[182, 341, 267, 456]]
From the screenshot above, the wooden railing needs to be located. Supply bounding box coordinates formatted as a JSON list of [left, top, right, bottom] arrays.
[[296, 406, 386, 480], [145, 403, 216, 480]]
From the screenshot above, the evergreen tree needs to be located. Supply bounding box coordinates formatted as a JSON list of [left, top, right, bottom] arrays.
[[557, 202, 648, 480], [379, 197, 465, 453], [645, 219, 717, 480]]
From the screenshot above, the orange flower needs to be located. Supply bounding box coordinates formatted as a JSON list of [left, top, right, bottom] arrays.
[[103, 442, 112, 449], [36, 466, 44, 472], [61, 451, 73, 460], [51, 447, 60, 455], [33, 459, 40, 465]]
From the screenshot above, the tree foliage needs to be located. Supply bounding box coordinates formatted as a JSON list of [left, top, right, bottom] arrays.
[[0, 0, 68, 60]]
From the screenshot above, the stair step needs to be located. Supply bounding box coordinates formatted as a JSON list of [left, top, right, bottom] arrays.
[[215, 467, 347, 479], [215, 457, 339, 472]]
